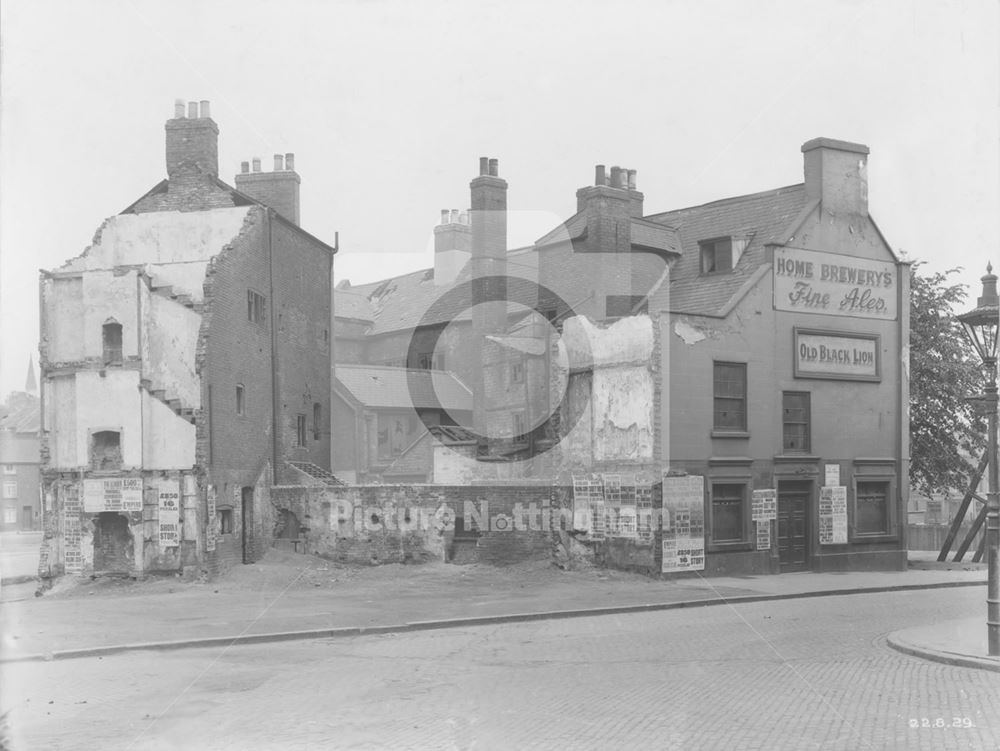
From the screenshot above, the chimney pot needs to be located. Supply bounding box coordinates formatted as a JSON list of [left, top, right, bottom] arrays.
[[595, 165, 606, 186], [174, 100, 186, 118], [273, 154, 284, 171], [187, 101, 198, 119], [460, 210, 469, 225], [284, 153, 294, 171], [252, 157, 261, 173], [479, 157, 489, 176], [627, 169, 637, 190], [440, 209, 450, 225], [610, 166, 622, 188], [488, 158, 499, 177], [199, 100, 210, 119], [451, 209, 460, 223], [241, 161, 250, 174]]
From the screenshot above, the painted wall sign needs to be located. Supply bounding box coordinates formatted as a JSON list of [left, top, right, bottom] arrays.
[[774, 247, 897, 320], [82, 477, 143, 512], [661, 474, 705, 573], [158, 481, 180, 548], [819, 486, 848, 544], [794, 329, 881, 381]]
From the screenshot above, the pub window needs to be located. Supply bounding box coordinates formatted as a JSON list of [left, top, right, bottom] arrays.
[[313, 402, 322, 440], [782, 392, 811, 452], [247, 290, 266, 324], [709, 483, 749, 546], [235, 384, 245, 416], [713, 362, 747, 432], [701, 237, 733, 274], [296, 414, 307, 447], [102, 321, 123, 364], [855, 480, 890, 536]]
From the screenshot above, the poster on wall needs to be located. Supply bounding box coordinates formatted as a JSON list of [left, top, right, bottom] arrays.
[[824, 464, 841, 487], [157, 481, 181, 548], [751, 489, 777, 551], [660, 474, 705, 573], [82, 478, 143, 512], [206, 484, 217, 552], [819, 486, 848, 544]]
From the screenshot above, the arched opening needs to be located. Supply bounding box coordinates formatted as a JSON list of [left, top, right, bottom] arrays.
[[93, 512, 132, 575], [102, 321, 123, 364], [90, 430, 122, 470]]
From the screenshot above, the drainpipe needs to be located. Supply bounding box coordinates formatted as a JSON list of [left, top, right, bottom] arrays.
[[329, 232, 338, 472], [267, 210, 281, 480], [136, 272, 145, 470]]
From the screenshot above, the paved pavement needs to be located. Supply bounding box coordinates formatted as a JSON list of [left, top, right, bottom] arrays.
[[0, 531, 43, 582], [0, 547, 994, 673], [2, 587, 997, 750]]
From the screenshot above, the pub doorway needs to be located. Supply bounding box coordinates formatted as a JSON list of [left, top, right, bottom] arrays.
[[777, 481, 811, 571]]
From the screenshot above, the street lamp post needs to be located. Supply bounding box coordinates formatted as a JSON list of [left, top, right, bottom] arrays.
[[958, 264, 1000, 657]]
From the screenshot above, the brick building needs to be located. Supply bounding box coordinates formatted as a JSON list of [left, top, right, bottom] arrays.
[[0, 376, 42, 532], [326, 139, 909, 574], [38, 100, 336, 580]]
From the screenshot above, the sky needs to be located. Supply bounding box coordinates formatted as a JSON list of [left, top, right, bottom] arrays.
[[1, 0, 998, 398]]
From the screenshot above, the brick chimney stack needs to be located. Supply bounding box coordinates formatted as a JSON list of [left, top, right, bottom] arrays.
[[801, 137, 870, 218], [165, 99, 219, 178], [235, 152, 302, 225], [433, 208, 471, 285], [470, 156, 508, 334], [575, 164, 635, 318]]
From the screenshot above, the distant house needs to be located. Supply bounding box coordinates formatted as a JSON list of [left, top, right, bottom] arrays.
[[0, 391, 41, 531], [332, 364, 473, 483]]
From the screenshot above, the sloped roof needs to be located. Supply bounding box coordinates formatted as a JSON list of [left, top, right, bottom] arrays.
[[645, 184, 810, 316], [335, 365, 473, 411], [0, 395, 40, 434], [334, 288, 375, 322], [384, 433, 432, 477]]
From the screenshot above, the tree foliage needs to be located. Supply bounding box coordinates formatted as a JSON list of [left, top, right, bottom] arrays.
[[909, 263, 987, 497]]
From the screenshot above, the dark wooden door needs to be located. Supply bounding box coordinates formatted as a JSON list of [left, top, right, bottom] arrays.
[[778, 481, 810, 571]]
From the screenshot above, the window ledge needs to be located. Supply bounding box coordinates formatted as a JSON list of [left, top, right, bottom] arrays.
[[711, 430, 750, 439], [707, 542, 754, 553], [850, 533, 899, 544]]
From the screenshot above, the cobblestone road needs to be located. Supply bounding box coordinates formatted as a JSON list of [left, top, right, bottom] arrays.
[[3, 587, 998, 750]]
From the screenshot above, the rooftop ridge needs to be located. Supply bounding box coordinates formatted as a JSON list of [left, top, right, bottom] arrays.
[[645, 183, 805, 222]]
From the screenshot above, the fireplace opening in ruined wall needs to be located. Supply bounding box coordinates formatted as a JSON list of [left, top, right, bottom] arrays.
[[90, 430, 122, 470], [93, 512, 132, 574]]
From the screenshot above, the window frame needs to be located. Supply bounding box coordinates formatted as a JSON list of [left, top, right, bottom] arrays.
[[712, 361, 748, 436], [2, 464, 15, 475], [852, 477, 895, 540], [296, 414, 307, 447], [102, 321, 123, 365], [2, 480, 17, 499], [781, 391, 811, 453], [700, 237, 734, 275], [247, 289, 267, 325], [511, 360, 525, 384], [706, 481, 753, 551], [235, 384, 246, 416]]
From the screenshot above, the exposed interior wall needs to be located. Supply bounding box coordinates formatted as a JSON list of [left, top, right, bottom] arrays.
[[58, 208, 252, 272], [145, 293, 202, 408]]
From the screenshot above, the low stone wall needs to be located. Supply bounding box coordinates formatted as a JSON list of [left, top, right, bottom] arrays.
[[269, 484, 574, 566]]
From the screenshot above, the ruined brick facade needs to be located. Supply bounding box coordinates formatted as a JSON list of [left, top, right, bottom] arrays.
[[38, 100, 335, 581]]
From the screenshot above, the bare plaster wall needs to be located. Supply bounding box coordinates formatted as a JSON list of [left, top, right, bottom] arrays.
[[145, 293, 201, 408], [142, 393, 196, 469]]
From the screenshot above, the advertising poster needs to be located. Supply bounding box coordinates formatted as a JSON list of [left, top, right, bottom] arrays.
[[206, 484, 217, 552], [751, 489, 777, 551], [157, 481, 181, 548], [661, 474, 705, 573], [819, 486, 848, 544], [82, 477, 143, 512]]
